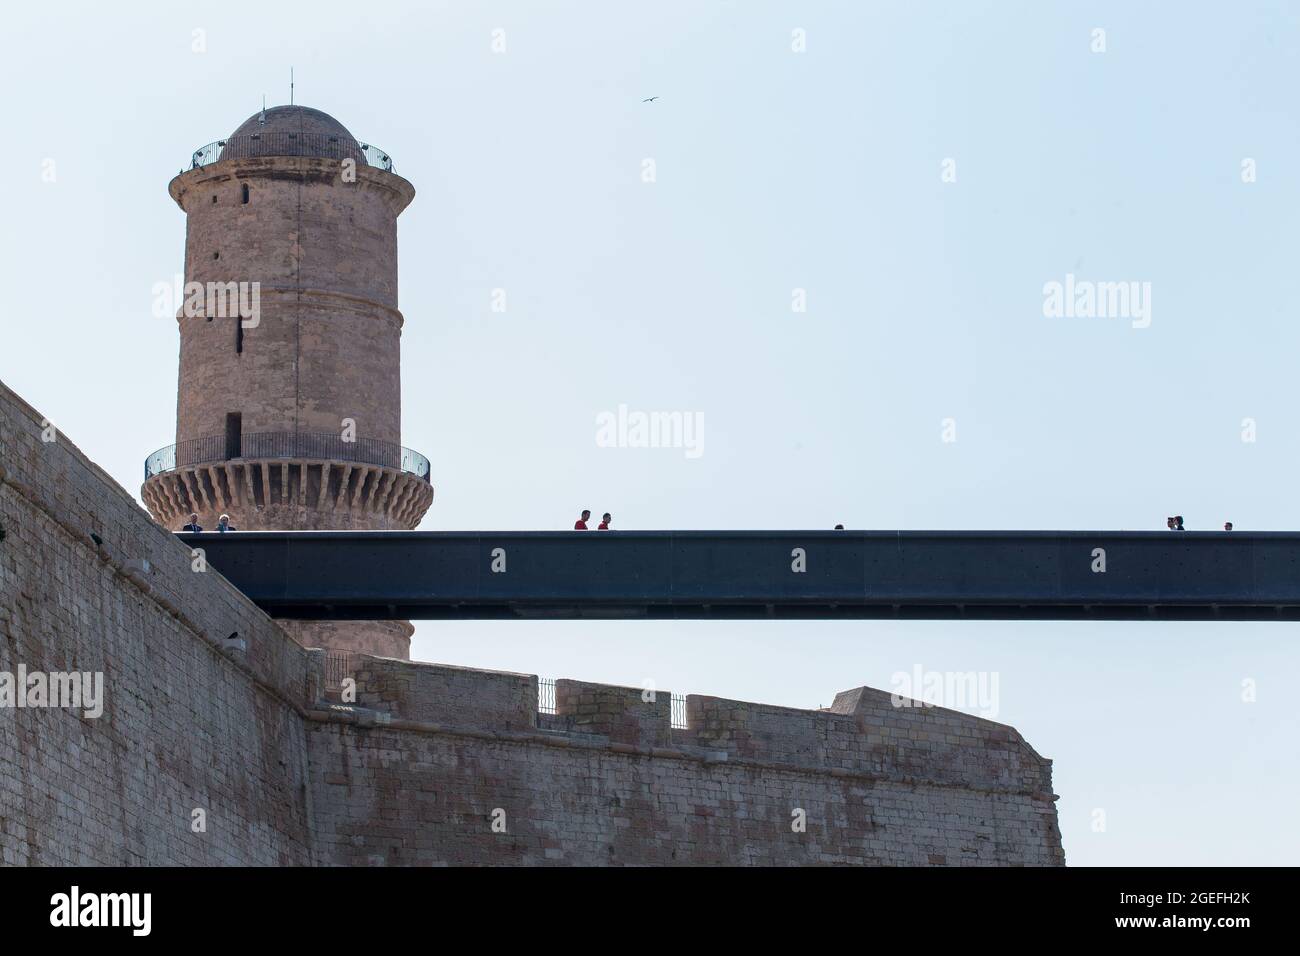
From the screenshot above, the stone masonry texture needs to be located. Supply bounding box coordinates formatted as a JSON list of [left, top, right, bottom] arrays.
[[0, 379, 1065, 865], [0, 381, 314, 865]]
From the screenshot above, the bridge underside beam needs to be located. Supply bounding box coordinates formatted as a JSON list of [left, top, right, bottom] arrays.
[[177, 530, 1300, 622]]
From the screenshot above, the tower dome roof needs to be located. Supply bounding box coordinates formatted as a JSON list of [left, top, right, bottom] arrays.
[[219, 105, 368, 165], [228, 105, 358, 142]]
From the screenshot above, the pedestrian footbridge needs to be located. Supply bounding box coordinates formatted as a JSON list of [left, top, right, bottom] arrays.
[[176, 530, 1300, 621]]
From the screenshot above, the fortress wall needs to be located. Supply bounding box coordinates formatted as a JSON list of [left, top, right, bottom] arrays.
[[0, 380, 315, 865], [307, 665, 1064, 866]]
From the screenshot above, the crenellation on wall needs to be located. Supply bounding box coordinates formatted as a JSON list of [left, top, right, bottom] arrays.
[[351, 656, 536, 732], [340, 661, 1056, 802], [828, 684, 1054, 794], [683, 694, 827, 767], [554, 679, 672, 748]]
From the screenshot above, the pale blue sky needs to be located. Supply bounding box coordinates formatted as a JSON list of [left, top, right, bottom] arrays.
[[3, 0, 1298, 865]]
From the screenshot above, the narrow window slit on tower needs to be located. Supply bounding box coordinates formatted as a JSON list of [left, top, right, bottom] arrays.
[[241, 183, 250, 204], [224, 413, 242, 460], [235, 317, 244, 355]]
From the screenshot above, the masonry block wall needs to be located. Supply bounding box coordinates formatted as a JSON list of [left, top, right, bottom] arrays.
[[0, 381, 315, 864], [0, 378, 1064, 866]]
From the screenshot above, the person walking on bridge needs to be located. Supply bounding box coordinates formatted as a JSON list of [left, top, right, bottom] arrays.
[[598, 513, 612, 530], [574, 510, 591, 530]]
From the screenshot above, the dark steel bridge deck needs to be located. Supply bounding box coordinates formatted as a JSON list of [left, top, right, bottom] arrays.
[[175, 530, 1300, 621]]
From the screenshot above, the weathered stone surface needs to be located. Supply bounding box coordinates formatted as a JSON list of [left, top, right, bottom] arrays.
[[0, 381, 315, 865]]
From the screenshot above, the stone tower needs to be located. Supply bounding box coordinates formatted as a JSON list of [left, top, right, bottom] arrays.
[[141, 105, 432, 660]]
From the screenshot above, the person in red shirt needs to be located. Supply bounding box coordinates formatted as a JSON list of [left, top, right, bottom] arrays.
[[574, 510, 591, 530], [598, 512, 612, 530]]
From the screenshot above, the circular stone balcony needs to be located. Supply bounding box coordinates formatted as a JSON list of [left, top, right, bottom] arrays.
[[141, 431, 432, 530]]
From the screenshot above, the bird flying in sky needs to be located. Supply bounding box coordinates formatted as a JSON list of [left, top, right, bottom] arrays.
[[642, 96, 659, 102]]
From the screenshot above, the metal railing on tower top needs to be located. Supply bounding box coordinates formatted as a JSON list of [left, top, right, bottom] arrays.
[[187, 132, 395, 172], [144, 431, 431, 483]]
